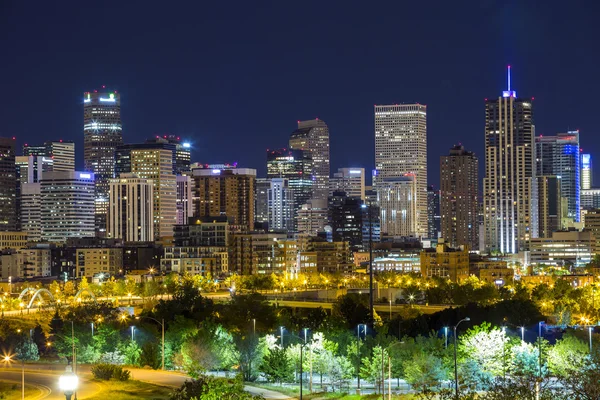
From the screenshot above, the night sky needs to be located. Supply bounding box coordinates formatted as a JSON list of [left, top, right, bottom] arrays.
[[1, 1, 599, 186]]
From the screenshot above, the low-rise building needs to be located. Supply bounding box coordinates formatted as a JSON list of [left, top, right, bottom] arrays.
[[161, 246, 228, 276], [371, 253, 420, 274], [473, 261, 514, 284], [0, 232, 27, 250], [529, 230, 594, 268], [75, 248, 123, 278], [420, 242, 469, 282]]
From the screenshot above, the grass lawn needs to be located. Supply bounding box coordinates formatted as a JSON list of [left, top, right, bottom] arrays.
[[246, 383, 415, 400], [0, 380, 41, 400], [84, 379, 174, 400]]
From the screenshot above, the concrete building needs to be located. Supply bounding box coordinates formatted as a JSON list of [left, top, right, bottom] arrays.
[[440, 145, 479, 249], [268, 178, 295, 231], [83, 89, 123, 236], [581, 154, 592, 190], [229, 232, 288, 275], [130, 148, 177, 240], [44, 141, 75, 171], [192, 168, 256, 231], [21, 183, 41, 242], [75, 247, 123, 278], [377, 176, 417, 237], [40, 171, 96, 243], [584, 209, 600, 254], [420, 242, 470, 282], [483, 68, 535, 253], [254, 178, 270, 227], [536, 131, 580, 222], [329, 168, 365, 200], [0, 137, 17, 231], [108, 174, 154, 242], [427, 185, 441, 239], [581, 189, 600, 210], [15, 155, 52, 184], [176, 175, 193, 225], [161, 246, 228, 276], [328, 191, 363, 250], [374, 104, 427, 237], [297, 199, 328, 236], [289, 119, 330, 201], [174, 216, 229, 247], [530, 230, 593, 268], [0, 232, 27, 250]]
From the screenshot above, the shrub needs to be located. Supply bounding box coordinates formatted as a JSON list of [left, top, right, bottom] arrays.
[[91, 363, 130, 381]]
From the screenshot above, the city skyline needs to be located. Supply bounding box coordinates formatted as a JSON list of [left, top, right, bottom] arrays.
[[2, 2, 599, 187]]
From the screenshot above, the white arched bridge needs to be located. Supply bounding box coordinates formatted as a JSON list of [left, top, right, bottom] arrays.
[[16, 287, 97, 309]]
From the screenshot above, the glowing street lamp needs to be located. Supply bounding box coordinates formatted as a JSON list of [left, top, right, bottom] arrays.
[[453, 317, 470, 398], [2, 353, 24, 400], [59, 365, 79, 400]]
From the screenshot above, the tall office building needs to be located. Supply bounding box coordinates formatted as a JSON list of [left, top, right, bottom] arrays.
[[374, 104, 427, 237], [145, 136, 191, 175], [483, 67, 535, 253], [581, 154, 592, 190], [21, 183, 41, 242], [16, 155, 52, 184], [329, 168, 365, 200], [297, 199, 328, 236], [267, 178, 295, 231], [44, 141, 75, 171], [255, 178, 270, 226], [192, 168, 256, 231], [83, 89, 123, 236], [440, 146, 479, 249], [40, 171, 96, 242], [377, 176, 417, 237], [536, 131, 580, 222], [289, 119, 330, 200], [267, 148, 314, 229], [537, 176, 562, 238], [427, 185, 441, 239], [328, 191, 363, 250], [0, 138, 17, 231], [176, 175, 193, 225], [108, 174, 154, 242], [130, 148, 177, 240]]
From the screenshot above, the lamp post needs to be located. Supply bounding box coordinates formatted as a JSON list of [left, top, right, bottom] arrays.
[[536, 321, 545, 400], [356, 324, 365, 394], [2, 355, 24, 400], [280, 326, 284, 348], [453, 317, 470, 399], [389, 299, 392, 320], [444, 327, 448, 349], [59, 365, 79, 400], [135, 316, 165, 370], [521, 326, 525, 342], [589, 326, 593, 354]]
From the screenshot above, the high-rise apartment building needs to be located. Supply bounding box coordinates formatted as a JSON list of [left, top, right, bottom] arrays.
[[145, 136, 191, 175], [427, 185, 441, 239], [192, 168, 256, 231], [440, 146, 479, 249], [21, 182, 41, 242], [483, 68, 535, 253], [329, 168, 365, 200], [297, 199, 328, 236], [289, 119, 330, 200], [83, 89, 123, 236], [537, 176, 562, 238], [582, 154, 592, 190], [328, 191, 363, 250], [130, 148, 177, 240], [267, 178, 295, 231], [16, 155, 52, 184], [377, 176, 417, 237], [0, 137, 17, 231], [44, 141, 75, 171], [176, 175, 193, 225], [108, 174, 154, 242], [40, 171, 96, 242], [255, 178, 270, 226], [374, 104, 427, 237], [536, 131, 580, 222]]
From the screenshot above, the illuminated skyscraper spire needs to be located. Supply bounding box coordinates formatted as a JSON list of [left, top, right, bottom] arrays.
[[502, 65, 517, 98], [507, 65, 511, 91]]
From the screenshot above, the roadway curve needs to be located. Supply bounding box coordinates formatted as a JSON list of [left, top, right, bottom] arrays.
[[0, 364, 289, 399]]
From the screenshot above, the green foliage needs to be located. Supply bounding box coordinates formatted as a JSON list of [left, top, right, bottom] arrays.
[[259, 348, 294, 385], [91, 364, 130, 381], [140, 341, 161, 369], [332, 293, 370, 329], [403, 351, 447, 392], [120, 341, 142, 366], [170, 375, 263, 400], [458, 322, 508, 377], [359, 345, 388, 393], [557, 348, 600, 400], [547, 334, 588, 377]]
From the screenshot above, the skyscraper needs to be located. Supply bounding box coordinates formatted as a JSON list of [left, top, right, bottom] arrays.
[[536, 131, 580, 222], [374, 104, 427, 237], [483, 67, 534, 253], [108, 174, 154, 242], [255, 178, 270, 227], [581, 153, 592, 190], [440, 146, 479, 249], [83, 88, 123, 236], [40, 171, 96, 242], [44, 141, 75, 171], [427, 185, 441, 239], [145, 135, 191, 175], [267, 178, 295, 231], [0, 137, 17, 231], [289, 119, 330, 200], [328, 191, 364, 250], [130, 148, 177, 240], [329, 168, 365, 200], [537, 176, 561, 238], [377, 175, 417, 237], [176, 175, 193, 225], [192, 168, 256, 231]]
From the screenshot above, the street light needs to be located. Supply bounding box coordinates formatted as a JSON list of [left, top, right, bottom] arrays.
[[589, 326, 594, 354], [356, 324, 366, 395], [453, 317, 470, 399], [444, 327, 449, 349], [135, 316, 165, 370], [59, 365, 79, 400], [2, 354, 24, 400], [279, 326, 284, 348], [521, 326, 525, 342]]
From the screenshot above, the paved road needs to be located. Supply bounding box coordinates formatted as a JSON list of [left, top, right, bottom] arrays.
[[0, 364, 289, 399]]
